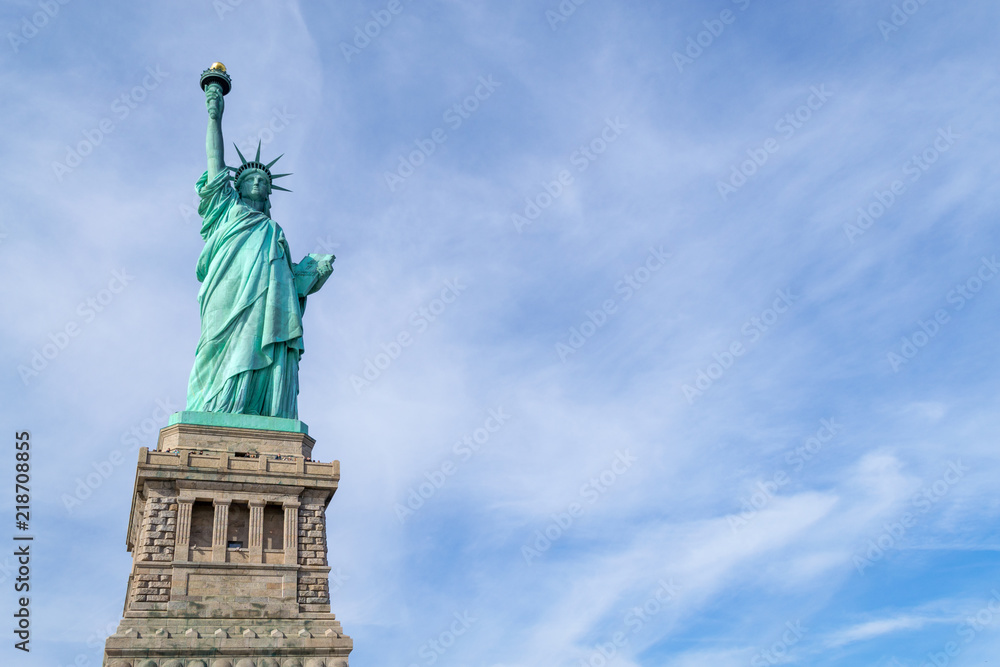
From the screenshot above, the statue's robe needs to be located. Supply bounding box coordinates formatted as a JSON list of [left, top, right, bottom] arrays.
[[185, 170, 305, 419]]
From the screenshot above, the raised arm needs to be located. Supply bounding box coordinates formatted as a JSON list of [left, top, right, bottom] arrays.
[[205, 83, 225, 180]]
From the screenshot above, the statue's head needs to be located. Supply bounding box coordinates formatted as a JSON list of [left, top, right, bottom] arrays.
[[230, 140, 291, 213], [236, 168, 271, 203]]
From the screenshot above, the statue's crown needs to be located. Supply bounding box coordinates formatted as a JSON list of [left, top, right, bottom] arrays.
[[229, 140, 292, 192]]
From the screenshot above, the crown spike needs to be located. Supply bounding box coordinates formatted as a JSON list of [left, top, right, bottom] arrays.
[[271, 173, 292, 179], [233, 143, 248, 166], [255, 140, 261, 163], [265, 154, 284, 170], [270, 185, 292, 192]]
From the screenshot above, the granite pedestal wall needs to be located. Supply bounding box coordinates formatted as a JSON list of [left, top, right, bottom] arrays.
[[102, 415, 352, 667]]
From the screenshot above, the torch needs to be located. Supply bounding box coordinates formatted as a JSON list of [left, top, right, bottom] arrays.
[[199, 62, 232, 95]]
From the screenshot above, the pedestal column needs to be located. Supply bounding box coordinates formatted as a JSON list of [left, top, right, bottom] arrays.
[[284, 501, 300, 565], [103, 420, 351, 665], [175, 499, 193, 562], [249, 500, 265, 563], [212, 499, 230, 562]]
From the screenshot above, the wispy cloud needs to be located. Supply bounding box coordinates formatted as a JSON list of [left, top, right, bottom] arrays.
[[3, 1, 1000, 666]]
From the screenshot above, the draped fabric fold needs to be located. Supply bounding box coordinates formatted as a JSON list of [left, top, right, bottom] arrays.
[[185, 170, 305, 419]]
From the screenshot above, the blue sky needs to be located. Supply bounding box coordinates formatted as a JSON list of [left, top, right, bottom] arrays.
[[2, 0, 1000, 665]]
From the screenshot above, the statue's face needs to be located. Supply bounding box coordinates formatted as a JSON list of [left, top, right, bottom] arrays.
[[238, 169, 271, 203]]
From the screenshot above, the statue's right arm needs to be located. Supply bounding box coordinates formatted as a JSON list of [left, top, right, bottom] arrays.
[[205, 83, 225, 181]]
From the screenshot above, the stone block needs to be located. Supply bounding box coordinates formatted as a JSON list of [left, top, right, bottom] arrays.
[[104, 422, 350, 666], [156, 421, 316, 458]]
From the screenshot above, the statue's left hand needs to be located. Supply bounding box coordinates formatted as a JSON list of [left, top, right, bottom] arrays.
[[294, 254, 335, 297]]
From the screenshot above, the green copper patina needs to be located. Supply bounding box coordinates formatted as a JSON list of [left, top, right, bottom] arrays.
[[185, 64, 334, 420], [168, 411, 309, 434]]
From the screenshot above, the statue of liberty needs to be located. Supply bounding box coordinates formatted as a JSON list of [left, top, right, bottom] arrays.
[[185, 64, 333, 420]]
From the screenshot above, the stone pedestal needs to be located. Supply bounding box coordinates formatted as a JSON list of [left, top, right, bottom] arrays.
[[102, 417, 352, 667]]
